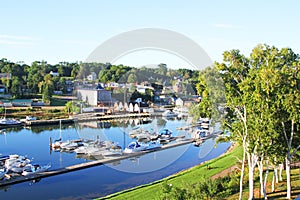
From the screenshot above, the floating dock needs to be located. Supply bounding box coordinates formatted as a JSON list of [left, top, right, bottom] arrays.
[[0, 138, 194, 187], [24, 113, 151, 126]]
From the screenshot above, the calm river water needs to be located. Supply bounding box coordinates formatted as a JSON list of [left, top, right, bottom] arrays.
[[0, 117, 231, 200]]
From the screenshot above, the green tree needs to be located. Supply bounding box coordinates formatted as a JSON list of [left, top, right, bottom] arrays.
[[10, 76, 23, 98], [42, 74, 55, 103]]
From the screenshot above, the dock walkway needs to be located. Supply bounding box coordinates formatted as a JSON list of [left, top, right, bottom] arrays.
[[25, 113, 151, 126]]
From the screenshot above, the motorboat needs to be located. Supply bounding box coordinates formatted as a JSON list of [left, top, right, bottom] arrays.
[[10, 163, 32, 173], [26, 116, 36, 121], [162, 110, 178, 118], [159, 128, 173, 138], [0, 168, 7, 180], [5, 155, 30, 169], [20, 116, 37, 123], [60, 140, 83, 151], [192, 128, 210, 139], [22, 164, 51, 176], [123, 141, 148, 154]]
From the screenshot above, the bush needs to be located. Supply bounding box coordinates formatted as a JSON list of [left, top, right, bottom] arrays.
[[159, 174, 240, 200]]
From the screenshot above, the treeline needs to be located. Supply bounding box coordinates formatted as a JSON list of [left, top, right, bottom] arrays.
[[0, 59, 199, 102], [0, 59, 80, 100]]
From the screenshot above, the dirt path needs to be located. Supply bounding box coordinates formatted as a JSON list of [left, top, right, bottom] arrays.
[[211, 165, 238, 179]]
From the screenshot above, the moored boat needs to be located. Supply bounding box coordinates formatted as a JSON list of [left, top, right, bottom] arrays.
[[22, 164, 51, 176], [123, 141, 148, 154]]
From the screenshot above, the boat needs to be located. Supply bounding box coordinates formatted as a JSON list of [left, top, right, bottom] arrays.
[[0, 107, 22, 127], [0, 168, 7, 180], [4, 154, 31, 170], [21, 116, 37, 122], [51, 120, 63, 148], [159, 128, 173, 138], [0, 118, 22, 127], [162, 110, 178, 118], [123, 141, 148, 154], [10, 163, 32, 173], [22, 164, 51, 176], [192, 128, 210, 139], [60, 139, 83, 152], [0, 155, 9, 162]]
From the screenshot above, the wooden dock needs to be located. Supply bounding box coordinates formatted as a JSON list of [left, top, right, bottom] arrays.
[[0, 138, 194, 187], [25, 113, 151, 126]]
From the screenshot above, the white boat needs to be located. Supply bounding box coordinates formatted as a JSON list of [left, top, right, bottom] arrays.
[[123, 141, 148, 154], [192, 128, 210, 139], [0, 168, 7, 180], [5, 155, 30, 169], [51, 120, 63, 148], [26, 116, 36, 121], [10, 163, 32, 173], [159, 128, 173, 138], [22, 164, 51, 176], [162, 110, 178, 118], [0, 118, 22, 126], [60, 139, 83, 151]]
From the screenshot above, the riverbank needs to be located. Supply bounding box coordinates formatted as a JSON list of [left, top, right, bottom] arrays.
[[100, 143, 243, 199]]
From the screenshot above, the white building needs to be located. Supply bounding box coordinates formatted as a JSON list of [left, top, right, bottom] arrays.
[[77, 88, 112, 106], [87, 72, 97, 81], [50, 71, 59, 76]]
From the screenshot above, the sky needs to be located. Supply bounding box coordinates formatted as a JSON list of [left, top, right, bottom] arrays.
[[1, 0, 300, 69]]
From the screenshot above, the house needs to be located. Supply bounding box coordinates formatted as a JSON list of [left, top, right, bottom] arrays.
[[87, 72, 97, 81], [173, 80, 182, 93], [175, 98, 184, 107], [50, 71, 59, 76], [77, 88, 112, 106]]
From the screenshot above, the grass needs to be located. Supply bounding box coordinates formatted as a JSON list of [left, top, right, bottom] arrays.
[[227, 166, 300, 199], [100, 144, 243, 200], [100, 144, 300, 200]]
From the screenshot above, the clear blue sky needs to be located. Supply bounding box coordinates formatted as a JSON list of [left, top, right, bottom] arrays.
[[1, 0, 299, 68]]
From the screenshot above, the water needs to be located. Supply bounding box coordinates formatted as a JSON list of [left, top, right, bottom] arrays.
[[0, 117, 231, 199]]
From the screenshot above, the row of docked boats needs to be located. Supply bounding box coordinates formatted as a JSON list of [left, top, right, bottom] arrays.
[[0, 154, 50, 180], [0, 116, 36, 128], [50, 127, 184, 160], [129, 127, 185, 144], [51, 138, 123, 159]]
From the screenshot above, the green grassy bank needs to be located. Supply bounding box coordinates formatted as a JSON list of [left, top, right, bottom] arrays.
[[100, 144, 243, 200]]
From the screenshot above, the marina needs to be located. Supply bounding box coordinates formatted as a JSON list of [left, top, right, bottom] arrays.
[[0, 116, 229, 199], [0, 138, 193, 187]]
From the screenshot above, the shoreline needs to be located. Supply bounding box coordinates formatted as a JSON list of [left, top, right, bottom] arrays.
[[101, 142, 241, 199]]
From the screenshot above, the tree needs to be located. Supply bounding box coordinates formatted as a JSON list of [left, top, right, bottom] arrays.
[[42, 74, 55, 103], [216, 44, 300, 199], [215, 49, 254, 199], [10, 76, 23, 98], [194, 66, 225, 121]]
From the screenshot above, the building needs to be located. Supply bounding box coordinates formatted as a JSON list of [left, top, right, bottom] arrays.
[[50, 71, 59, 76], [87, 72, 97, 81], [77, 88, 112, 106], [173, 80, 182, 93]]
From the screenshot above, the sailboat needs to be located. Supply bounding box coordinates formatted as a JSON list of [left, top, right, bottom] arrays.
[[0, 106, 22, 127], [51, 120, 83, 151], [51, 120, 63, 148]]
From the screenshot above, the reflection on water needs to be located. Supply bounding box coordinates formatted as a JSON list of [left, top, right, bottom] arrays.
[[0, 117, 231, 199]]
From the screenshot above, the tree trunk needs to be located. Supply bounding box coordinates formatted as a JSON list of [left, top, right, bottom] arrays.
[[272, 173, 275, 192], [239, 146, 246, 200], [279, 163, 283, 181], [286, 156, 291, 199], [248, 152, 256, 200], [272, 166, 278, 193], [258, 160, 264, 196], [274, 166, 278, 183], [263, 161, 269, 199]]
